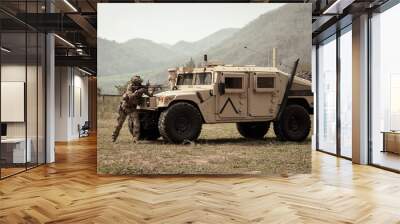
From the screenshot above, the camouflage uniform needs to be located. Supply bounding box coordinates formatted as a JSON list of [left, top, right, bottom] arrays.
[[168, 68, 177, 90], [112, 76, 152, 143]]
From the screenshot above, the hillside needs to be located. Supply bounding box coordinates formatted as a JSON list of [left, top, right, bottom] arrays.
[[98, 38, 186, 75], [98, 28, 239, 77], [171, 28, 239, 56], [98, 4, 312, 94], [196, 4, 311, 75]]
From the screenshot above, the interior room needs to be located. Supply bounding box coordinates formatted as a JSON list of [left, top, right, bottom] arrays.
[[0, 15, 46, 178], [0, 0, 400, 223], [370, 2, 400, 171]]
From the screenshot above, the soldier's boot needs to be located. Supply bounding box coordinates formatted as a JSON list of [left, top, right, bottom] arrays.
[[128, 112, 140, 143], [112, 106, 127, 142]]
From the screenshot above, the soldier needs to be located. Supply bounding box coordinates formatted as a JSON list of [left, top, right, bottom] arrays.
[[167, 68, 177, 90], [112, 75, 152, 143]]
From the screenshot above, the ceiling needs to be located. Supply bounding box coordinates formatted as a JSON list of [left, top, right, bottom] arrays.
[[0, 0, 392, 75]]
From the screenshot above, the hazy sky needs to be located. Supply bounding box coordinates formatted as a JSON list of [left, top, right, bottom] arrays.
[[98, 3, 284, 45]]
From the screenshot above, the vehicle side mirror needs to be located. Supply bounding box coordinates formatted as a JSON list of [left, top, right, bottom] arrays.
[[218, 82, 225, 95]]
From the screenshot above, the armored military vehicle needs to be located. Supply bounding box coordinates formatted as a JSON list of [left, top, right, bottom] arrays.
[[137, 58, 313, 143]]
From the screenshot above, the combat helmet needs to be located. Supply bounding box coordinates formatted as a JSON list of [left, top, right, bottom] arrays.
[[131, 75, 143, 86]]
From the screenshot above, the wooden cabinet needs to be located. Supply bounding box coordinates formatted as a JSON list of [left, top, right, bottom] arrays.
[[382, 132, 400, 154]]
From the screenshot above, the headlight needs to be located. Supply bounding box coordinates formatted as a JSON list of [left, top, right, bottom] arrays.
[[157, 96, 174, 104]]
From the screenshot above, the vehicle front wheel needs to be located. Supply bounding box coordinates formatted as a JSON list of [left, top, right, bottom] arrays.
[[236, 122, 270, 139], [158, 102, 203, 143], [139, 127, 160, 140], [273, 104, 311, 141]]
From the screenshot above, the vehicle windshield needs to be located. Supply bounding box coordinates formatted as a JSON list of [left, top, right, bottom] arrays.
[[177, 72, 212, 85], [177, 73, 193, 85], [194, 72, 212, 85]]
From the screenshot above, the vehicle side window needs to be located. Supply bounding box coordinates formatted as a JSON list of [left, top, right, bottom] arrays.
[[194, 73, 212, 85], [225, 77, 243, 89], [176, 75, 184, 85], [183, 73, 193, 85], [177, 73, 194, 85], [257, 77, 275, 88]]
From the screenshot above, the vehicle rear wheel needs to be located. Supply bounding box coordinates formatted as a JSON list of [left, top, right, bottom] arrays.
[[158, 102, 203, 143], [236, 122, 270, 139], [131, 112, 160, 140], [139, 127, 160, 140], [274, 104, 311, 141]]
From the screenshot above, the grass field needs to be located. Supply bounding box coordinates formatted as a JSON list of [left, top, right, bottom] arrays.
[[97, 96, 311, 176]]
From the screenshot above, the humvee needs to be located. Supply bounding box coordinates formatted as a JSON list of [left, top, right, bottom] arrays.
[[137, 59, 313, 143]]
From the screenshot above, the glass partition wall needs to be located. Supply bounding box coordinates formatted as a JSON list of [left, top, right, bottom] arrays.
[[0, 3, 46, 179], [339, 27, 352, 159], [316, 25, 353, 159], [370, 3, 400, 171], [317, 35, 337, 154]]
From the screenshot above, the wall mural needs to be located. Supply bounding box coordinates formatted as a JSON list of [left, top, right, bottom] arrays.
[[97, 3, 312, 175]]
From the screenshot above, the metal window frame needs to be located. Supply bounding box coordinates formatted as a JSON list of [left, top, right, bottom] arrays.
[[315, 22, 353, 161], [0, 0, 48, 180], [367, 1, 400, 173], [315, 0, 400, 172]]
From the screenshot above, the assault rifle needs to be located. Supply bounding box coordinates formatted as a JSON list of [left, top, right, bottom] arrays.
[[143, 81, 164, 95]]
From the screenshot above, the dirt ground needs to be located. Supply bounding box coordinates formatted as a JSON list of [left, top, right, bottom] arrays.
[[97, 96, 311, 176]]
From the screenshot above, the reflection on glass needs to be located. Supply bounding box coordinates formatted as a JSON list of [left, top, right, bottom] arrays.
[[38, 33, 46, 165], [317, 36, 337, 154], [0, 1, 47, 179], [371, 4, 400, 171], [340, 29, 352, 158], [27, 31, 38, 169], [1, 32, 27, 177]]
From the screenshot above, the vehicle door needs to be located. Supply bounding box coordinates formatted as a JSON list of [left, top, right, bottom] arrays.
[[216, 72, 248, 120], [247, 72, 281, 118]]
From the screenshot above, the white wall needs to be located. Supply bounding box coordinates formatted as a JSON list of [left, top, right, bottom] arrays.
[[55, 66, 69, 141], [55, 67, 89, 141]]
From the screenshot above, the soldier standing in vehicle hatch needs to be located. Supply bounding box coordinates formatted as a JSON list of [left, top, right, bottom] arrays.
[[112, 75, 152, 143], [168, 68, 177, 90]]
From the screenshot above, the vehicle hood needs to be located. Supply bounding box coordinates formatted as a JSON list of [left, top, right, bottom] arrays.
[[155, 89, 210, 97]]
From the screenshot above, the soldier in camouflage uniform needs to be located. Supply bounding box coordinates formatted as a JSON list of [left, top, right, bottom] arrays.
[[168, 68, 177, 90], [112, 75, 152, 143]]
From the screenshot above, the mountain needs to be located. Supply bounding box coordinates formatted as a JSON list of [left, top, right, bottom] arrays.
[[98, 28, 238, 77], [160, 43, 172, 48], [171, 28, 239, 56], [98, 38, 185, 75], [98, 4, 312, 94], [195, 4, 311, 75]]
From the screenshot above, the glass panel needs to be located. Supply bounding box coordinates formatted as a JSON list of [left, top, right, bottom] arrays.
[[257, 77, 274, 88], [340, 28, 352, 158], [194, 73, 212, 85], [38, 32, 45, 165], [317, 36, 337, 154], [225, 77, 242, 89], [312, 45, 317, 151], [27, 31, 38, 169], [26, 0, 39, 169], [1, 31, 27, 177], [177, 73, 193, 85], [371, 4, 400, 171]]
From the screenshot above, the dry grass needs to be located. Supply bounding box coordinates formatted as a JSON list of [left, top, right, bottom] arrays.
[[97, 96, 311, 176]]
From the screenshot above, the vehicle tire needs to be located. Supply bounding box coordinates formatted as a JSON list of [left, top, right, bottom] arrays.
[[139, 127, 160, 140], [131, 112, 160, 140], [273, 120, 287, 141], [236, 122, 270, 139], [274, 104, 311, 141], [158, 102, 203, 143]]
